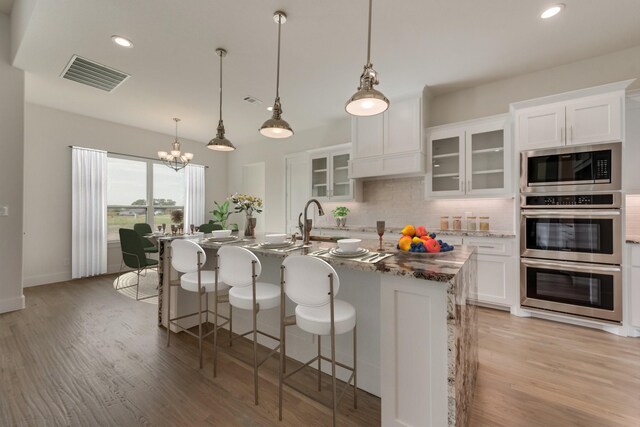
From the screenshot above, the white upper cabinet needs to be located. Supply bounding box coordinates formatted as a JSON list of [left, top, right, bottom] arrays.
[[565, 94, 622, 145], [350, 96, 424, 178], [353, 114, 384, 158], [517, 92, 623, 151], [310, 145, 360, 202], [427, 115, 511, 198]]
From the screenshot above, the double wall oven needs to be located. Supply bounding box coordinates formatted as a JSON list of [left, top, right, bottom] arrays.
[[520, 143, 622, 322]]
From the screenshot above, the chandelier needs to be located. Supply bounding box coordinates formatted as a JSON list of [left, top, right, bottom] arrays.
[[158, 118, 193, 171]]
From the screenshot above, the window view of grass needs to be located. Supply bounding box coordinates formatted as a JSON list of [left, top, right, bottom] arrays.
[[107, 207, 183, 241]]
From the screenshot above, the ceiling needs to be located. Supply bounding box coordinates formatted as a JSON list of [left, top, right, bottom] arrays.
[[13, 0, 640, 146]]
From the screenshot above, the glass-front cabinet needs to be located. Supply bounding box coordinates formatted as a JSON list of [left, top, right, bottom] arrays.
[[466, 125, 505, 195], [427, 115, 510, 198], [310, 147, 354, 201], [429, 129, 465, 196]]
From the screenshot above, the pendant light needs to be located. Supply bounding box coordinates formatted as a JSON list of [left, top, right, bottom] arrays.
[[158, 118, 193, 171], [207, 48, 235, 151], [259, 11, 293, 139], [345, 0, 389, 117]]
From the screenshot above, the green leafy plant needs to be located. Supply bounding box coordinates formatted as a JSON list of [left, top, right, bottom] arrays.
[[331, 206, 350, 218], [210, 200, 232, 229]]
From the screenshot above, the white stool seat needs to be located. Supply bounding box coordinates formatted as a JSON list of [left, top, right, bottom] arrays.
[[180, 271, 229, 293], [229, 282, 280, 311], [295, 300, 356, 336]]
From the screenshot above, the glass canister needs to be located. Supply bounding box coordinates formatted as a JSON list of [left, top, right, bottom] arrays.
[[440, 216, 449, 230], [480, 216, 490, 231], [452, 216, 462, 231], [467, 216, 477, 231]]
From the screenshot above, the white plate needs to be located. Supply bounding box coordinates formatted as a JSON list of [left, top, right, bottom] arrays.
[[329, 247, 369, 258], [205, 236, 238, 243], [259, 241, 293, 249]]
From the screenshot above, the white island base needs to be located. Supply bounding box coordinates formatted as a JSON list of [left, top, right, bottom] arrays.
[[158, 239, 477, 426]]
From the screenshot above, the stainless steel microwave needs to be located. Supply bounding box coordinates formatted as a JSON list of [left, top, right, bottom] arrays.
[[520, 142, 621, 193]]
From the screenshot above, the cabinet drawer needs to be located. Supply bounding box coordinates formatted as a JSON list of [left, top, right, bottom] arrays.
[[463, 237, 512, 256]]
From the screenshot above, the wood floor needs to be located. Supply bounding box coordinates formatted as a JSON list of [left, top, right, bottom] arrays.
[[0, 275, 638, 426]]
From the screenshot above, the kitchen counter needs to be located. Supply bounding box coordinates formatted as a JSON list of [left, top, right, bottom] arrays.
[[314, 224, 515, 239], [157, 233, 478, 426]]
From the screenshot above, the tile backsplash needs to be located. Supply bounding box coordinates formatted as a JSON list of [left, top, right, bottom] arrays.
[[319, 176, 515, 232]]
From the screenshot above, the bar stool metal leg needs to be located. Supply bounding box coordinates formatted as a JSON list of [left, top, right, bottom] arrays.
[[166, 249, 172, 347], [317, 335, 322, 391], [252, 260, 259, 405], [353, 325, 358, 409], [329, 273, 337, 427], [197, 252, 203, 369]]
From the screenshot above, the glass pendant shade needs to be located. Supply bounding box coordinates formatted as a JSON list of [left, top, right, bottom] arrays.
[[260, 98, 293, 138], [260, 11, 293, 139], [207, 48, 236, 151], [345, 0, 389, 117], [346, 86, 389, 116]]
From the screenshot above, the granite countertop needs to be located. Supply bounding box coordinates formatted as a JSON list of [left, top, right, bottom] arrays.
[[159, 234, 475, 285], [314, 225, 516, 239]]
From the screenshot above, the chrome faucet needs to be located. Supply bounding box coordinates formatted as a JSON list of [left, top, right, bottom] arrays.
[[303, 199, 325, 245]]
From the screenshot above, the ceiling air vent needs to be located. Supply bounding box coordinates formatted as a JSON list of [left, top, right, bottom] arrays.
[[243, 95, 263, 105], [61, 55, 130, 92]]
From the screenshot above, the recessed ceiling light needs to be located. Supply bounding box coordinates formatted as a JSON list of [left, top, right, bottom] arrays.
[[540, 4, 564, 19], [111, 35, 133, 48]]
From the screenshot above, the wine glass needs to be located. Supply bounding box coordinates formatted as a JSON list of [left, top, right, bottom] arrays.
[[157, 225, 162, 233], [376, 221, 385, 251], [190, 224, 195, 234], [162, 223, 166, 233]]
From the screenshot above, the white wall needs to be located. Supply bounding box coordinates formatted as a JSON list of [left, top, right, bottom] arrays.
[[0, 13, 25, 313], [429, 44, 640, 126], [23, 103, 229, 287], [226, 118, 351, 233]]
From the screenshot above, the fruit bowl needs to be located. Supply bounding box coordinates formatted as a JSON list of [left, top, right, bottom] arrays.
[[396, 225, 455, 254]]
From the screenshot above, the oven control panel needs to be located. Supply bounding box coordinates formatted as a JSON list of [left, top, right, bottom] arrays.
[[523, 194, 617, 207]]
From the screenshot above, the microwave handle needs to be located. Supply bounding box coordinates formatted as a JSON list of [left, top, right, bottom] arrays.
[[522, 210, 620, 217], [521, 258, 621, 273]]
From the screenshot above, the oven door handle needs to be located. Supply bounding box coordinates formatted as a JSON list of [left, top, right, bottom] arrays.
[[521, 210, 620, 217], [521, 258, 621, 273]]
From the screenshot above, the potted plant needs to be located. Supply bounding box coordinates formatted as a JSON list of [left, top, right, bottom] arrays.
[[209, 200, 238, 230], [331, 206, 350, 227], [229, 193, 263, 237], [170, 209, 184, 234]]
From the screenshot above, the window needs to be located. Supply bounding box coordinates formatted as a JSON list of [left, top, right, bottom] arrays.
[[106, 155, 185, 241]]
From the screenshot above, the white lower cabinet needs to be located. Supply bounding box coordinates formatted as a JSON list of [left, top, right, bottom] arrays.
[[463, 237, 516, 308]]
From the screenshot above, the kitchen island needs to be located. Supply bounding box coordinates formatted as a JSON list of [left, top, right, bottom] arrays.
[[156, 235, 477, 427]]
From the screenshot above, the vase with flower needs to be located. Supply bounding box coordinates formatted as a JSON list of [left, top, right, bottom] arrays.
[[229, 193, 263, 238]]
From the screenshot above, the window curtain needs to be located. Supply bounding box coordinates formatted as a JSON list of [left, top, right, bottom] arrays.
[[184, 164, 206, 227], [72, 147, 107, 278]]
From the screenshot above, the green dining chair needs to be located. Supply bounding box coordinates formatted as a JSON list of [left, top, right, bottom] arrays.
[[133, 223, 159, 254], [199, 223, 223, 233], [117, 228, 158, 301]]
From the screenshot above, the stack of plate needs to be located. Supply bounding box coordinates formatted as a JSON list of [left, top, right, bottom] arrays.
[[259, 241, 293, 249], [329, 247, 368, 258]]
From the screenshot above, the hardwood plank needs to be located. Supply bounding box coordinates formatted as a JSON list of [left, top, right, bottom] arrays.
[[1, 276, 639, 426]]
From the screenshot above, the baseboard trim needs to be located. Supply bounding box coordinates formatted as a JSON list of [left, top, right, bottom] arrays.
[[0, 295, 25, 314], [23, 271, 71, 288]]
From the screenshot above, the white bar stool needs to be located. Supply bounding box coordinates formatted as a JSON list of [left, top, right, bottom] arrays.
[[279, 255, 357, 427], [217, 245, 281, 405], [166, 239, 230, 369]]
